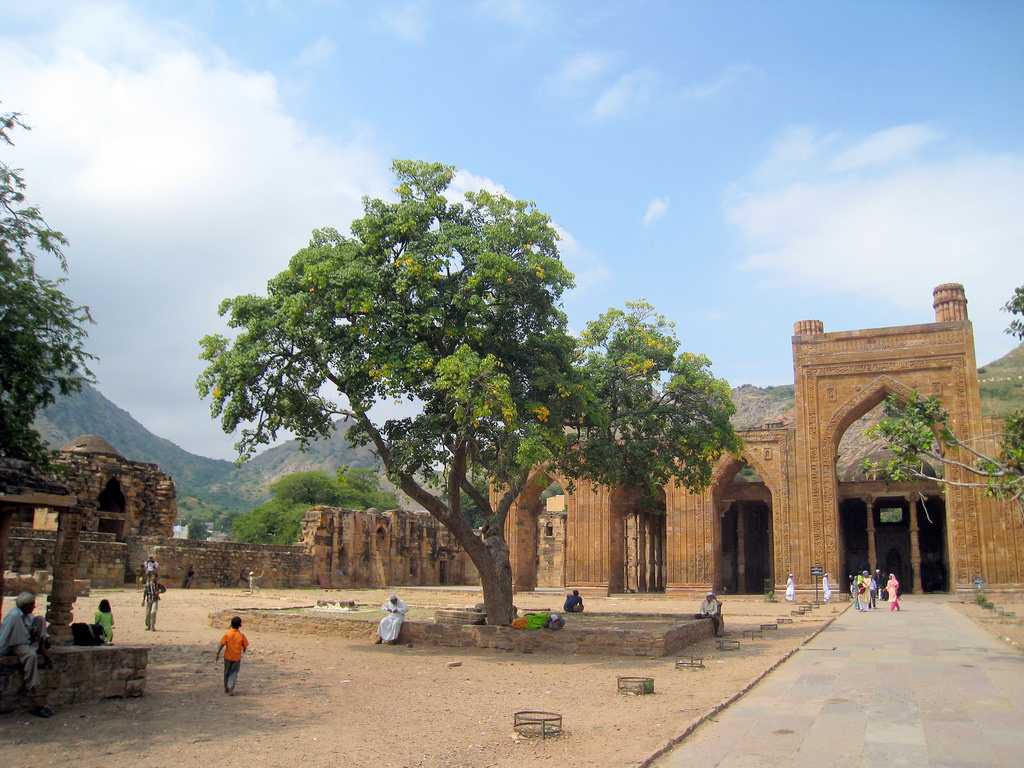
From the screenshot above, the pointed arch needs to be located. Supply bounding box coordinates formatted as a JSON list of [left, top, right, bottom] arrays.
[[825, 375, 917, 456]]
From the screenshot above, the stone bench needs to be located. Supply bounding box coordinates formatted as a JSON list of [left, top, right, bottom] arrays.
[[0, 645, 147, 714]]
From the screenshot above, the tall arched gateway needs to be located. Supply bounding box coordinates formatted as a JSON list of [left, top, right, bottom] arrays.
[[506, 284, 1024, 595]]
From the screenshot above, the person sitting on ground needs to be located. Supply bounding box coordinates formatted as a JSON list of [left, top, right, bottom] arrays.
[[0, 592, 54, 718], [376, 593, 408, 644], [93, 599, 114, 644], [563, 589, 584, 613], [696, 591, 724, 636]]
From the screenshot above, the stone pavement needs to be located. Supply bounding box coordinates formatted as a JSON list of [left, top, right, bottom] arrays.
[[654, 596, 1024, 768]]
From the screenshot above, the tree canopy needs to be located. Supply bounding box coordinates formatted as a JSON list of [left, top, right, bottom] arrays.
[[1, 110, 93, 468], [200, 160, 738, 621]]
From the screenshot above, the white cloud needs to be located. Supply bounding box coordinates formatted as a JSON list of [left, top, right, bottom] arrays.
[[680, 64, 753, 102], [729, 125, 1024, 365], [2, 3, 390, 458], [377, 2, 428, 43], [642, 196, 669, 226], [294, 35, 336, 69], [554, 51, 611, 88], [591, 68, 657, 121], [829, 124, 940, 173]]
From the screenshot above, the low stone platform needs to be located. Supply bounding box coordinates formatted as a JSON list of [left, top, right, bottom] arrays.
[[209, 607, 716, 657], [0, 645, 147, 714]]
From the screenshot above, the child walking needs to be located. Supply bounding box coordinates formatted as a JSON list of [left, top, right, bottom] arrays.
[[215, 616, 249, 695], [94, 599, 114, 644]]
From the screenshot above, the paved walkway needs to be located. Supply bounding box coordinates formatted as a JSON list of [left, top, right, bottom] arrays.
[[655, 597, 1024, 768]]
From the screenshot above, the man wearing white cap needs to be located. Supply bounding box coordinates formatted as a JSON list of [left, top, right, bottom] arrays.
[[696, 591, 723, 636]]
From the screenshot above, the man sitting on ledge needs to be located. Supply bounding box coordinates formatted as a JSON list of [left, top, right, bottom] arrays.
[[563, 590, 584, 613], [696, 591, 723, 636], [0, 592, 54, 717]]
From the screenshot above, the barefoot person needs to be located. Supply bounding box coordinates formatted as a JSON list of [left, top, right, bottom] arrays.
[[887, 573, 901, 612], [216, 616, 249, 695], [377, 594, 408, 644], [0, 592, 53, 717]]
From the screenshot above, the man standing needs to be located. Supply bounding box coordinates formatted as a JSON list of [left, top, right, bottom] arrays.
[[869, 571, 879, 610], [822, 572, 832, 603], [0, 592, 53, 717], [142, 577, 162, 631]]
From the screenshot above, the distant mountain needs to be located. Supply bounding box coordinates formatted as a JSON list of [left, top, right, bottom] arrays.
[[36, 345, 1022, 514], [35, 383, 380, 513]]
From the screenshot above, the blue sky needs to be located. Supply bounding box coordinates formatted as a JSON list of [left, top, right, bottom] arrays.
[[3, 1, 1022, 458]]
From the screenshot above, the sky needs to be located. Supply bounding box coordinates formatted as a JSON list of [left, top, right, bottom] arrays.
[[3, 0, 1023, 460]]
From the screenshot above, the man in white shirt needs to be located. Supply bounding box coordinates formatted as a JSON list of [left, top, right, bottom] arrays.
[[0, 592, 53, 717]]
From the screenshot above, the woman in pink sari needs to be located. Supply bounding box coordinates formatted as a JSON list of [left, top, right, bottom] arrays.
[[887, 573, 900, 611]]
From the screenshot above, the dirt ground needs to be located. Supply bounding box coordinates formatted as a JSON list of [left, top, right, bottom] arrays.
[[951, 593, 1024, 652], [0, 588, 845, 768]]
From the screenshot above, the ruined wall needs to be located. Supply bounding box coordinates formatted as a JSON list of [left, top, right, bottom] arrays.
[[54, 453, 177, 538], [301, 507, 479, 589], [537, 504, 566, 588], [5, 527, 127, 587], [127, 536, 314, 588]]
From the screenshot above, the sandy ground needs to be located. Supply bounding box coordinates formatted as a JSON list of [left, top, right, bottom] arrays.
[[951, 593, 1024, 652], [0, 588, 845, 768]]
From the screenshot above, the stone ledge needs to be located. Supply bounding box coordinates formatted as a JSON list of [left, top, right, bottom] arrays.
[[0, 645, 148, 714], [209, 608, 716, 657]]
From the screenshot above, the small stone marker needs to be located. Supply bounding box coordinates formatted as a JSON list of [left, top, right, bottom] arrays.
[[761, 623, 778, 631], [446, 661, 462, 668], [742, 629, 764, 640], [717, 639, 741, 651]]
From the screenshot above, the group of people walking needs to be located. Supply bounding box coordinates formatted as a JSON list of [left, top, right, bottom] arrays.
[[783, 569, 902, 612]]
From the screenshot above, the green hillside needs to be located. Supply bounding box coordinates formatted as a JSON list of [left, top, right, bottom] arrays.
[[978, 344, 1024, 418]]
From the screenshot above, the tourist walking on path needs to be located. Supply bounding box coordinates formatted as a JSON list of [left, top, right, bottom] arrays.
[[144, 555, 159, 583], [142, 578, 163, 631], [377, 594, 408, 644], [0, 592, 53, 717], [869, 572, 879, 609], [823, 572, 832, 603], [216, 615, 249, 695], [94, 599, 114, 644], [855, 571, 869, 611], [887, 573, 901, 611], [182, 565, 195, 589], [785, 573, 796, 602]]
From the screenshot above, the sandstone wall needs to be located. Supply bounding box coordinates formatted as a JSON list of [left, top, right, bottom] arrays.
[[128, 536, 314, 588], [5, 527, 127, 588], [0, 645, 147, 713]]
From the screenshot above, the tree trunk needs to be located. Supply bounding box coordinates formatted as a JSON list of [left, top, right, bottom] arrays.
[[472, 532, 517, 625]]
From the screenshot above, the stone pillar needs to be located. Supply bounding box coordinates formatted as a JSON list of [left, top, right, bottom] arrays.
[[637, 512, 648, 592], [908, 495, 923, 593], [933, 283, 968, 323], [647, 515, 657, 592], [736, 503, 747, 593], [46, 506, 85, 643], [865, 498, 877, 573]]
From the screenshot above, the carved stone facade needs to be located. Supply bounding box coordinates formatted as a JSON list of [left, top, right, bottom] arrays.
[[300, 507, 479, 588], [507, 284, 1024, 595]]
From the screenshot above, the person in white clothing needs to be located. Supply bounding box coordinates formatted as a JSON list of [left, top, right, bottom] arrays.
[[376, 594, 408, 644], [785, 573, 796, 602], [822, 572, 832, 603]]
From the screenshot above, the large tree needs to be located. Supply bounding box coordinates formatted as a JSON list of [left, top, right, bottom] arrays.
[[199, 161, 578, 623], [1, 110, 93, 468], [864, 285, 1024, 511]]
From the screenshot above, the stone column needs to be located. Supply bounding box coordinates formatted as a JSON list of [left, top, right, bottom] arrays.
[[637, 512, 648, 592], [908, 494, 923, 593], [736, 503, 747, 593], [865, 498, 877, 573], [45, 505, 85, 643]]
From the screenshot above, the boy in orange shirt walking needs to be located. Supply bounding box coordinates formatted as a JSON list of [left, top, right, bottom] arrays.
[[215, 616, 249, 695]]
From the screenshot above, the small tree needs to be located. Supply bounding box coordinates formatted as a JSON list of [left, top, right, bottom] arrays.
[[200, 161, 578, 623], [864, 286, 1024, 510], [561, 301, 740, 500], [187, 520, 210, 541], [1, 110, 93, 468], [335, 466, 399, 509]]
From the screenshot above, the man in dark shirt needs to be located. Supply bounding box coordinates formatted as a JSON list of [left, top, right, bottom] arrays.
[[563, 590, 584, 613]]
